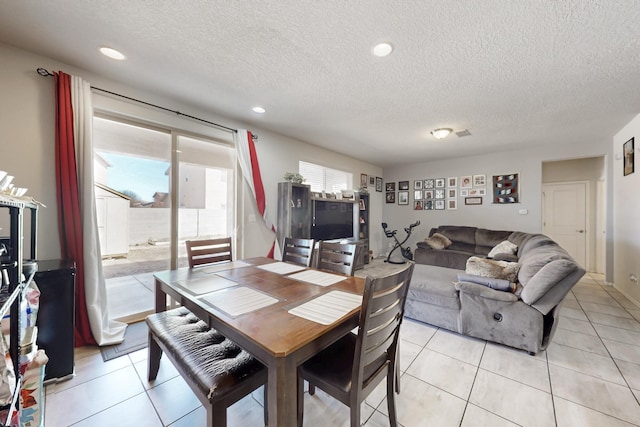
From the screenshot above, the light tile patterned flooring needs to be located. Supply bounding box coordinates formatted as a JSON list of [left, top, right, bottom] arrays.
[[45, 272, 640, 426]]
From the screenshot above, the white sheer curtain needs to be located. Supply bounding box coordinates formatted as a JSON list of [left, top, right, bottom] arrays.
[[71, 76, 126, 345]]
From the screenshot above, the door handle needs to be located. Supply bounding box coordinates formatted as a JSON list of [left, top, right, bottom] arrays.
[[577, 230, 585, 233]]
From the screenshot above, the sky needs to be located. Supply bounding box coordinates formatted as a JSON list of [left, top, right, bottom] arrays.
[[100, 152, 169, 202]]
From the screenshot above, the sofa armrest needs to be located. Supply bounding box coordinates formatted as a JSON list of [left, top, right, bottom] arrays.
[[455, 281, 519, 302]]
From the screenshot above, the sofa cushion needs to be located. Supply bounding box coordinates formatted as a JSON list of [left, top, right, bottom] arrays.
[[518, 250, 569, 285], [448, 242, 476, 253], [488, 240, 519, 258], [409, 265, 460, 310], [424, 232, 452, 250], [475, 228, 513, 247], [466, 256, 519, 282], [437, 226, 477, 245], [520, 259, 578, 305]]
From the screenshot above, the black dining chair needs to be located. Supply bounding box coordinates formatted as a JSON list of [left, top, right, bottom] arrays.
[[297, 262, 415, 427], [315, 241, 359, 276], [185, 237, 232, 268], [282, 237, 315, 267]]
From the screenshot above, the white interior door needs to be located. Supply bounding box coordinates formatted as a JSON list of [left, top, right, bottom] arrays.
[[543, 182, 587, 268]]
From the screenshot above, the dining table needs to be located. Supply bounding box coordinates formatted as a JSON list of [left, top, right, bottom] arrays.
[[152, 257, 366, 427]]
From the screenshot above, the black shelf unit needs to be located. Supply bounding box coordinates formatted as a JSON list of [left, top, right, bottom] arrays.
[[0, 197, 38, 426]]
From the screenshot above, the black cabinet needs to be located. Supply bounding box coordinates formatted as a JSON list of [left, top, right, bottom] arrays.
[[34, 260, 76, 382]]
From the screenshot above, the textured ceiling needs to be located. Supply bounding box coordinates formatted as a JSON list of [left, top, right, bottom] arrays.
[[1, 1, 640, 167]]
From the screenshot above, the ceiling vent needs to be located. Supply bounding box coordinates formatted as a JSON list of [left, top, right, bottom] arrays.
[[455, 129, 471, 137]]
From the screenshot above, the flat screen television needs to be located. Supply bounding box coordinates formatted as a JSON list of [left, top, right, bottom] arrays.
[[311, 200, 354, 241]]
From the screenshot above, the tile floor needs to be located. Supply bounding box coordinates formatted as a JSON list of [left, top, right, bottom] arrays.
[[44, 272, 640, 426]]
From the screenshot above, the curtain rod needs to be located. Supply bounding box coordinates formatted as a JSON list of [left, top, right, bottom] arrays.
[[36, 67, 249, 137]]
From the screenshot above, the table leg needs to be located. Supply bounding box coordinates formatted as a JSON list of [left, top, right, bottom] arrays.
[[154, 278, 166, 313], [268, 357, 298, 427]]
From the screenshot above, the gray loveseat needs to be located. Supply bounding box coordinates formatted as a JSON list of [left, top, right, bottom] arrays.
[[406, 226, 585, 354]]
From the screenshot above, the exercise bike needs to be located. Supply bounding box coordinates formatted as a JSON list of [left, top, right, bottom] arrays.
[[382, 220, 420, 264]]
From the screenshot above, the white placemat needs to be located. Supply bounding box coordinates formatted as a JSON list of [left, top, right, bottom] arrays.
[[199, 286, 278, 317], [288, 291, 362, 325], [173, 275, 239, 296], [257, 261, 307, 275], [287, 269, 346, 287], [200, 260, 251, 274]]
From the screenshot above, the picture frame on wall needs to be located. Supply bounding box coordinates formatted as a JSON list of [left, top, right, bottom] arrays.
[[465, 196, 483, 205], [624, 137, 635, 176], [435, 189, 445, 199], [414, 200, 423, 210], [414, 180, 423, 189], [460, 176, 472, 188], [460, 189, 468, 197], [369, 175, 376, 186], [361, 173, 368, 187], [448, 177, 458, 188], [435, 200, 445, 210], [435, 178, 445, 188], [492, 173, 519, 204], [448, 199, 458, 210], [424, 179, 435, 189], [376, 177, 383, 192], [424, 200, 434, 210], [398, 191, 409, 205], [386, 191, 396, 203], [386, 182, 396, 191], [424, 190, 434, 199], [448, 188, 457, 198], [473, 174, 486, 186], [399, 180, 410, 190], [414, 190, 423, 200]]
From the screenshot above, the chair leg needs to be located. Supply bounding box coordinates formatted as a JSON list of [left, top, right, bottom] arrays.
[[263, 385, 268, 426], [350, 399, 361, 427], [387, 370, 398, 427], [395, 362, 401, 394], [147, 334, 162, 381], [308, 382, 316, 395], [297, 374, 304, 427], [210, 404, 226, 427]]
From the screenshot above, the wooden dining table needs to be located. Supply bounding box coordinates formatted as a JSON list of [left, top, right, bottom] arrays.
[[152, 257, 366, 427]]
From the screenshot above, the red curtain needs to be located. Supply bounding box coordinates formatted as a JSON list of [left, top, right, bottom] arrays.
[[54, 72, 96, 346]]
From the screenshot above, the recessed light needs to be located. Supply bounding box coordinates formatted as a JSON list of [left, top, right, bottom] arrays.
[[431, 128, 453, 139], [99, 47, 126, 60], [372, 42, 393, 57], [252, 106, 266, 114]]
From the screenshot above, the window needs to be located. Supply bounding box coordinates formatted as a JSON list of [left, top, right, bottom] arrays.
[[299, 161, 353, 193]]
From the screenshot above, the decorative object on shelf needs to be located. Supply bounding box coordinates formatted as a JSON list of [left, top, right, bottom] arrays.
[[358, 185, 368, 194], [283, 172, 305, 184], [398, 180, 409, 190], [492, 173, 519, 204], [448, 177, 457, 187], [386, 192, 395, 203], [359, 198, 366, 210], [398, 191, 409, 205], [375, 177, 383, 192], [382, 220, 420, 264], [465, 196, 483, 205], [460, 176, 472, 188], [360, 173, 368, 187], [624, 137, 634, 176], [473, 174, 486, 186], [385, 182, 395, 191]]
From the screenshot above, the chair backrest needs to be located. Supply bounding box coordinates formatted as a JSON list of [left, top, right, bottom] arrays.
[[185, 237, 232, 268], [282, 237, 315, 267], [315, 241, 359, 276], [353, 262, 415, 398]]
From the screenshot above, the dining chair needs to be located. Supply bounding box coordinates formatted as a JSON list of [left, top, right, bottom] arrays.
[[185, 237, 232, 268], [282, 237, 315, 267], [297, 262, 415, 427], [315, 241, 359, 276]]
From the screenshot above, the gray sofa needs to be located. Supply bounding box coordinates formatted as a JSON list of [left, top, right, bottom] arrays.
[[406, 226, 585, 354]]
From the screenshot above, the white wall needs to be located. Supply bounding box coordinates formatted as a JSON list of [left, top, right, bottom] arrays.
[[0, 42, 383, 260], [382, 142, 612, 269], [613, 114, 640, 306]]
